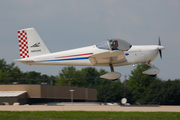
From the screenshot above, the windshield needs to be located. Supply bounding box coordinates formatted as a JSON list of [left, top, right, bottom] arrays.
[[96, 41, 110, 50], [96, 39, 132, 51]]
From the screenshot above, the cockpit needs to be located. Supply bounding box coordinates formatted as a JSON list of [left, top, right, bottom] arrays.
[[96, 39, 132, 51]]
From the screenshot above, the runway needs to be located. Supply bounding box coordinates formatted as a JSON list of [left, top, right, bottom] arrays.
[[0, 105, 180, 112]]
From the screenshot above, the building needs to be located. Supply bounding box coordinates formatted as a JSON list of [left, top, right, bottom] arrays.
[[0, 84, 97, 105]]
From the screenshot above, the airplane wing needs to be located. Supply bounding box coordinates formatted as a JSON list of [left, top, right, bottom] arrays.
[[89, 50, 126, 66]]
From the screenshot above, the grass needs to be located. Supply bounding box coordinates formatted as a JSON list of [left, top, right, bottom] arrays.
[[0, 111, 179, 120]]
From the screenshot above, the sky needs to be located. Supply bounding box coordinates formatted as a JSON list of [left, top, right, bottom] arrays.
[[0, 0, 179, 80]]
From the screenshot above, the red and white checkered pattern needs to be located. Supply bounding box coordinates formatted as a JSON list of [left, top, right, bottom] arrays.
[[18, 30, 29, 58]]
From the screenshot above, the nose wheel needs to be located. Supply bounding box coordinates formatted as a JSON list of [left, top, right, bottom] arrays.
[[142, 63, 160, 76]]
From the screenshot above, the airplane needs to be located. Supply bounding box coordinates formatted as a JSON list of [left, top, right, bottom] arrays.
[[15, 28, 165, 80]]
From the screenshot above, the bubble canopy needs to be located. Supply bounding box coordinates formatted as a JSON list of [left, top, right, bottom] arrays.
[[96, 39, 132, 51]]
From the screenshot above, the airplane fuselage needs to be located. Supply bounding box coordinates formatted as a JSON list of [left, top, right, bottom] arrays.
[[19, 45, 159, 67]]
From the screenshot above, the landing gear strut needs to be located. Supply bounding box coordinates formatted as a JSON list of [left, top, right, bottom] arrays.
[[109, 63, 114, 72]]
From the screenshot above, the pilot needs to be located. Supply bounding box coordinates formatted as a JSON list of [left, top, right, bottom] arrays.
[[111, 40, 119, 50]]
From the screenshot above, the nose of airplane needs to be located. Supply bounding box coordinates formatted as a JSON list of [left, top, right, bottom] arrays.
[[158, 46, 165, 50], [157, 46, 165, 59]]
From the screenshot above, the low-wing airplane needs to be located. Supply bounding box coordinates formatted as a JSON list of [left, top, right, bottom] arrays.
[[15, 28, 165, 80]]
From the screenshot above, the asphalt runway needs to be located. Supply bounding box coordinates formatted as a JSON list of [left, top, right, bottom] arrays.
[[0, 105, 180, 112]]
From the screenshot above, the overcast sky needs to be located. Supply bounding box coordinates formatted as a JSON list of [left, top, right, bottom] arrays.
[[0, 0, 179, 80]]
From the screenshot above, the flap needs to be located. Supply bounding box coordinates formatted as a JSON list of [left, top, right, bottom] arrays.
[[89, 51, 126, 66]]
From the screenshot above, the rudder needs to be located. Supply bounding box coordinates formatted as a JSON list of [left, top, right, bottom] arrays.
[[18, 28, 50, 58]]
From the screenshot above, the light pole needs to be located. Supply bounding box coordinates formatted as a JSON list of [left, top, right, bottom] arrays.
[[124, 75, 127, 98], [69, 89, 74, 105]]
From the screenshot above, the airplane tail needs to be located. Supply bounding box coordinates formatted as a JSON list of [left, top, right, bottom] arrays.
[[17, 28, 50, 58]]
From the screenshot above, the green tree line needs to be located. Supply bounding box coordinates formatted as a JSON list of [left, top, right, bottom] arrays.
[[0, 59, 55, 84], [0, 59, 180, 105]]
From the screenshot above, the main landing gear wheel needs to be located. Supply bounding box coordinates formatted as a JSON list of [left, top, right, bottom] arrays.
[[100, 64, 121, 80]]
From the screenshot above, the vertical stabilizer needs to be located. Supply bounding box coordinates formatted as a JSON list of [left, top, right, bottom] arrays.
[[18, 28, 50, 58]]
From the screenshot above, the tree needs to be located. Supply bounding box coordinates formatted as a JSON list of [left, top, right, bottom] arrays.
[[0, 59, 56, 84], [80, 67, 99, 88], [0, 69, 9, 83], [0, 59, 23, 84], [55, 66, 106, 87], [21, 71, 45, 84], [96, 79, 133, 103], [127, 63, 157, 104], [55, 66, 77, 86], [0, 59, 8, 71], [142, 79, 180, 105]]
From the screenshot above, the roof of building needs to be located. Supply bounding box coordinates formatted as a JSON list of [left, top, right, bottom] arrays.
[[0, 91, 27, 97]]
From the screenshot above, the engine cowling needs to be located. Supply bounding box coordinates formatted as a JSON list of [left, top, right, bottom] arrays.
[[142, 67, 160, 75], [100, 72, 121, 80]]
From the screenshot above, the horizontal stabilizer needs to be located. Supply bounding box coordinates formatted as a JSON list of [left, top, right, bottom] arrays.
[[15, 59, 34, 62], [14, 59, 34, 65]]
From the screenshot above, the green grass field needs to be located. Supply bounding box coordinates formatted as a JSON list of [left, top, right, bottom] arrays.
[[0, 111, 179, 120]]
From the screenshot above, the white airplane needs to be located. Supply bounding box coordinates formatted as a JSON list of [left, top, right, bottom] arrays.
[[15, 28, 165, 80]]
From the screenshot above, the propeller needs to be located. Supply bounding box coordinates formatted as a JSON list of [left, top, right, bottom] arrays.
[[158, 36, 165, 59], [158, 37, 162, 59]]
